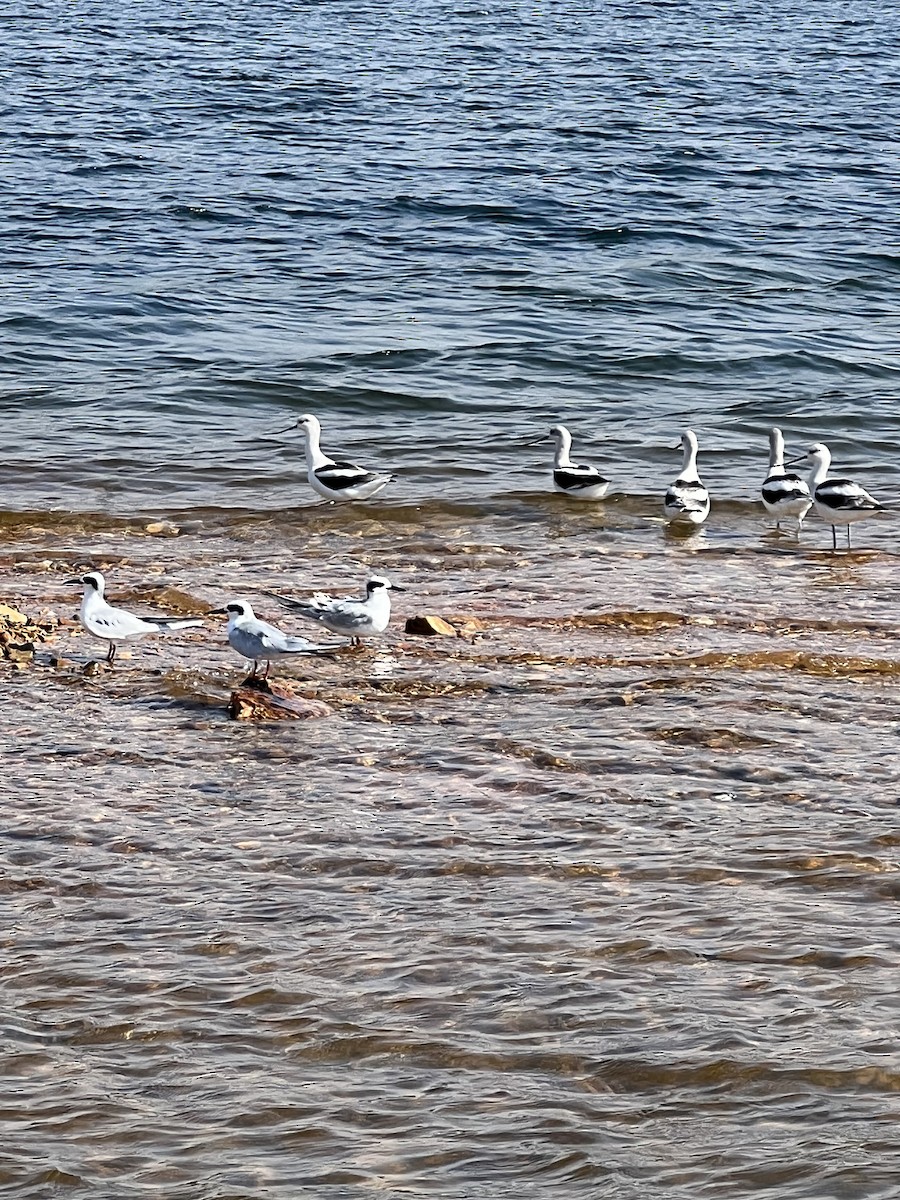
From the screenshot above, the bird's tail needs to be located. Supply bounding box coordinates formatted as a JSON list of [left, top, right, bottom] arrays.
[[151, 617, 205, 631], [282, 636, 344, 654]]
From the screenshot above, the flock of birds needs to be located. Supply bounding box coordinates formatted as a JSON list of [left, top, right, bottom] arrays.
[[68, 569, 400, 677], [274, 413, 883, 549], [54, 415, 885, 679]]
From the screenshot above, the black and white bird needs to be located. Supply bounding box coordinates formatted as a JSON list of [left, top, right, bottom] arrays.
[[531, 424, 610, 500], [761, 426, 812, 533], [277, 413, 394, 502], [67, 571, 204, 664], [265, 575, 402, 646], [664, 429, 710, 526], [209, 600, 339, 678], [787, 442, 883, 550]]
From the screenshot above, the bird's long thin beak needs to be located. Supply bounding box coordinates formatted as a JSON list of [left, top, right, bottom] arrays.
[[270, 424, 298, 437], [524, 436, 547, 447], [784, 453, 806, 466], [206, 607, 228, 616], [64, 577, 83, 585], [390, 585, 407, 592], [671, 441, 683, 450]]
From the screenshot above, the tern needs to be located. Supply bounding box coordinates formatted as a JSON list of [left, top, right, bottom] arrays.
[[209, 600, 341, 678], [67, 571, 204, 664], [265, 575, 402, 645]]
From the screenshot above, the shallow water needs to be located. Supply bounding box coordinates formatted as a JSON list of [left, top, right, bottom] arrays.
[[3, 0, 900, 1196]]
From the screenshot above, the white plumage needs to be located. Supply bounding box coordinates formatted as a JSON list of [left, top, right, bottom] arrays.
[[532, 424, 610, 500], [278, 413, 394, 502], [68, 571, 204, 664], [212, 599, 339, 678], [664, 429, 710, 525], [787, 442, 883, 550], [761, 426, 812, 533], [265, 575, 401, 645]]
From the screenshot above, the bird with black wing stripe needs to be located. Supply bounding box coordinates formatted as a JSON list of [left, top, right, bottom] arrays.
[[530, 424, 610, 501], [787, 442, 882, 550], [761, 426, 812, 534], [276, 413, 394, 502]]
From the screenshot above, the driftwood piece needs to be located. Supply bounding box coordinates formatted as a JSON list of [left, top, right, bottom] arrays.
[[228, 676, 334, 721]]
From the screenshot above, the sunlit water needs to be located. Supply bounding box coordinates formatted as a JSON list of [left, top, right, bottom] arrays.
[[2, 0, 899, 1196]]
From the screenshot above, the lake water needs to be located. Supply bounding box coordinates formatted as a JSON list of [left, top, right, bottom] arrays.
[[2, 1, 899, 1197]]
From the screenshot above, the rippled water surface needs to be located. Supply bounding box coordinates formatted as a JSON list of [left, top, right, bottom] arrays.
[[2, 1, 900, 1196]]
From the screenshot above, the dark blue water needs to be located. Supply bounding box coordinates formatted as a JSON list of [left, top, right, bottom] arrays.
[[2, 0, 899, 512]]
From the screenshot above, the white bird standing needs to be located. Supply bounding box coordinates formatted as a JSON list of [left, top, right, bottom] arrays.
[[67, 571, 204, 664], [275, 413, 394, 502], [761, 426, 812, 533], [664, 429, 710, 525], [209, 600, 340, 678], [265, 575, 402, 645], [786, 442, 883, 550], [530, 424, 610, 500]]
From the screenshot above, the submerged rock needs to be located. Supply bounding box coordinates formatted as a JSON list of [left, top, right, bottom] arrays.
[[144, 521, 181, 537], [228, 677, 334, 721]]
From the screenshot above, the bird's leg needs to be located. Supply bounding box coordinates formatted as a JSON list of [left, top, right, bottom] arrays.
[[847, 525, 852, 551], [251, 659, 259, 678], [831, 525, 837, 552], [776, 520, 781, 532], [263, 659, 271, 680], [107, 642, 116, 665]]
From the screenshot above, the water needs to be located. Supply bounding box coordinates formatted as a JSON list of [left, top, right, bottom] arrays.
[[2, 2, 900, 1196]]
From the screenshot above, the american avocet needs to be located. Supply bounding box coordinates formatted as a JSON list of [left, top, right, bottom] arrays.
[[276, 413, 394, 502], [530, 424, 610, 500], [67, 572, 204, 664], [265, 575, 403, 645], [208, 600, 340, 678], [664, 429, 710, 525], [787, 443, 883, 550], [761, 427, 812, 533]]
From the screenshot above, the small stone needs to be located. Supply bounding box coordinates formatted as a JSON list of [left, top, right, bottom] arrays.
[[0, 604, 28, 625], [4, 642, 34, 662], [405, 615, 458, 637], [144, 521, 181, 537]]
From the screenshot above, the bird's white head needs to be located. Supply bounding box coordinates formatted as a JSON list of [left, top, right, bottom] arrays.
[[527, 424, 570, 449], [787, 442, 830, 469], [366, 575, 404, 595], [67, 571, 105, 596], [296, 414, 321, 436], [209, 600, 255, 622]]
